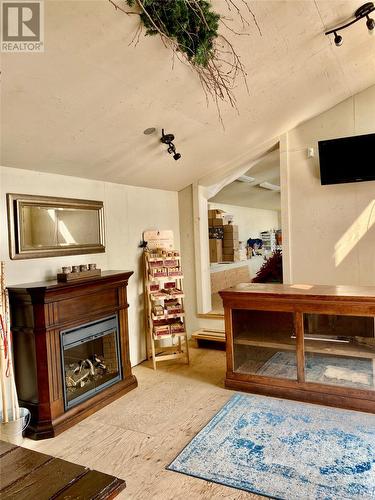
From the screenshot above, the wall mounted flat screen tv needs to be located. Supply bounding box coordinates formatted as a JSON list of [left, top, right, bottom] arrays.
[[318, 133, 375, 185]]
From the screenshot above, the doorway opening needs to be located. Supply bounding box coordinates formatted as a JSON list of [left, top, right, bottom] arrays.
[[207, 147, 282, 315]]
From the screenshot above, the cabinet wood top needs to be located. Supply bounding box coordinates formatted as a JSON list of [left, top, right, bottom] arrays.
[[7, 270, 134, 291], [219, 283, 375, 301]]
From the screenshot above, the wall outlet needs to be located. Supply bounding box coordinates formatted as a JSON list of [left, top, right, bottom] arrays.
[[307, 147, 315, 158]]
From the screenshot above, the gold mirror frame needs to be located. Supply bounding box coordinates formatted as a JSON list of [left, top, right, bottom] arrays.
[[7, 193, 106, 260]]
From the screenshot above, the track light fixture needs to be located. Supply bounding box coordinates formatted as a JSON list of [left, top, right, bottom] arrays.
[[325, 2, 375, 46], [161, 129, 181, 161], [334, 31, 343, 46], [367, 13, 375, 30]]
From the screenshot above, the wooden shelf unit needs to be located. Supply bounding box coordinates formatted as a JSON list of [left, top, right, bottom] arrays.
[[143, 249, 189, 369], [220, 283, 375, 413], [234, 333, 375, 359]]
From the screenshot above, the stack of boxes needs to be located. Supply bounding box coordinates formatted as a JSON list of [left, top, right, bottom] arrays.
[[223, 224, 239, 262], [208, 209, 224, 263], [208, 209, 240, 263]]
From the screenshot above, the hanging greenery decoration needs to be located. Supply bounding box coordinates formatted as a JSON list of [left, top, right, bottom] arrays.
[[109, 0, 261, 118]]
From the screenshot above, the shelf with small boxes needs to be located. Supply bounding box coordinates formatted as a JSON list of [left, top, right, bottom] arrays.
[[143, 247, 189, 369], [208, 208, 243, 263]]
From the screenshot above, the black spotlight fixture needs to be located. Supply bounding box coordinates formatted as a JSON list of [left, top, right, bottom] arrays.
[[325, 2, 375, 45], [161, 129, 181, 161], [334, 31, 343, 46], [366, 14, 375, 30]]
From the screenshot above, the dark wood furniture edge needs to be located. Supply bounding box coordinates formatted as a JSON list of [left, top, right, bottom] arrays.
[[0, 441, 126, 499], [24, 375, 138, 440], [7, 270, 133, 292], [53, 471, 126, 500], [219, 282, 375, 302], [225, 376, 375, 413], [0, 441, 17, 458]]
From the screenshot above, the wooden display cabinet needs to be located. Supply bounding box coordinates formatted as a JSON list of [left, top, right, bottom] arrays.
[[220, 283, 375, 413]]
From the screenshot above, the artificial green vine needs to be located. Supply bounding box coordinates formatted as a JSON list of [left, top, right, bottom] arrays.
[[126, 0, 220, 67], [110, 0, 261, 117]]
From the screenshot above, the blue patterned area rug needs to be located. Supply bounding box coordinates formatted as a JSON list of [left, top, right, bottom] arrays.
[[168, 394, 375, 499]]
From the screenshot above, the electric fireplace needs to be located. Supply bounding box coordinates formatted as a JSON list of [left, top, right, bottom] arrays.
[[9, 271, 137, 439], [61, 315, 122, 410]]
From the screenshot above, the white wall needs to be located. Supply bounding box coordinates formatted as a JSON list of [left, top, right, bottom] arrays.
[[208, 202, 280, 243], [283, 84, 375, 286], [0, 166, 180, 366], [178, 185, 199, 334]]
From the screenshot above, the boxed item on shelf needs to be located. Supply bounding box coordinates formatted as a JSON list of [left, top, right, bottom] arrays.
[[149, 259, 164, 268], [170, 320, 185, 334], [153, 320, 171, 338], [149, 251, 159, 259], [163, 281, 176, 289], [148, 281, 160, 292], [149, 267, 168, 278], [164, 259, 179, 267], [168, 267, 183, 277], [152, 304, 165, 317], [209, 239, 222, 262], [150, 291, 166, 300], [165, 299, 183, 314]]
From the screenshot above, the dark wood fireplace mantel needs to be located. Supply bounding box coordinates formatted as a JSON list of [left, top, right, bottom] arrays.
[[8, 271, 138, 439]]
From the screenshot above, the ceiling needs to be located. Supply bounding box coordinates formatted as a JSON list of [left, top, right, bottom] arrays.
[[2, 1, 375, 191], [210, 148, 281, 211]]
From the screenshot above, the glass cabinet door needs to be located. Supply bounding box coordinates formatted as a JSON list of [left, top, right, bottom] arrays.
[[303, 313, 375, 391], [232, 309, 297, 380]]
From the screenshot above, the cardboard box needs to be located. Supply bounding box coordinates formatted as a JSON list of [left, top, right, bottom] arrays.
[[223, 233, 239, 245], [223, 233, 239, 241], [223, 249, 240, 261], [223, 247, 239, 255], [212, 218, 224, 227], [223, 241, 239, 250], [209, 239, 223, 263], [223, 224, 239, 234], [208, 209, 225, 219]]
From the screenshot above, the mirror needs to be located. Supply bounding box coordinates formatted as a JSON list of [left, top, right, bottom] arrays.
[[7, 194, 105, 259]]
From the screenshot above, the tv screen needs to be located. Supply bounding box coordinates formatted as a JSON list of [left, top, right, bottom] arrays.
[[318, 133, 375, 185]]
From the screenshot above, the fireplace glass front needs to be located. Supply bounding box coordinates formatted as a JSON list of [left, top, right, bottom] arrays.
[[61, 315, 122, 410]]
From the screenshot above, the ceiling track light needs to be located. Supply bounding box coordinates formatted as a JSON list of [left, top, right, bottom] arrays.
[[161, 129, 181, 161], [325, 2, 375, 46]]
